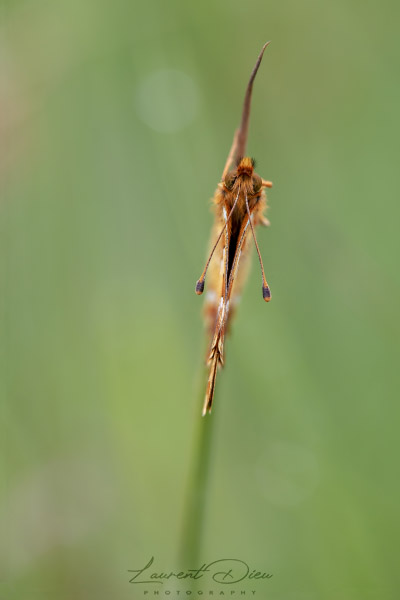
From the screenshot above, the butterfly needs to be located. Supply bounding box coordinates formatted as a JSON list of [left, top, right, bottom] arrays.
[[195, 42, 273, 416]]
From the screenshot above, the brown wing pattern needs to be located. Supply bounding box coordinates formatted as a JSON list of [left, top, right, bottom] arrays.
[[203, 204, 259, 415]]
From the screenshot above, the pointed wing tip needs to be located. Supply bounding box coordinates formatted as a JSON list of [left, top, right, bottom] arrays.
[[202, 404, 212, 417]]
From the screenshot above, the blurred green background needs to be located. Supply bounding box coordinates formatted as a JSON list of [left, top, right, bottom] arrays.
[[2, 0, 400, 598]]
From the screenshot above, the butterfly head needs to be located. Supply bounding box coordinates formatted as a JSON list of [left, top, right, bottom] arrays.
[[223, 157, 262, 196]]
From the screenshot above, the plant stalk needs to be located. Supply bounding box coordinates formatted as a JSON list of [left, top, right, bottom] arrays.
[[179, 363, 216, 567]]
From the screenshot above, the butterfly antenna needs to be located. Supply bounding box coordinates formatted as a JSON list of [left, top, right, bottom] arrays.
[[195, 192, 240, 294], [245, 195, 271, 301], [236, 41, 270, 162]]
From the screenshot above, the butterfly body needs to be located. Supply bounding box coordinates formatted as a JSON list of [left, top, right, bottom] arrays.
[[204, 158, 267, 333]]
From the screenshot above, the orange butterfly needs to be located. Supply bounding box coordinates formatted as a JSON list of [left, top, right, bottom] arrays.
[[196, 42, 273, 416]]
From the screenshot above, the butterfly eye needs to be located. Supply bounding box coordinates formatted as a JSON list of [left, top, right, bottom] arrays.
[[252, 174, 262, 194], [224, 172, 237, 191]]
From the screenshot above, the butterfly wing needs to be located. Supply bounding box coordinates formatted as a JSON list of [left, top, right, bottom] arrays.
[[203, 209, 254, 415]]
